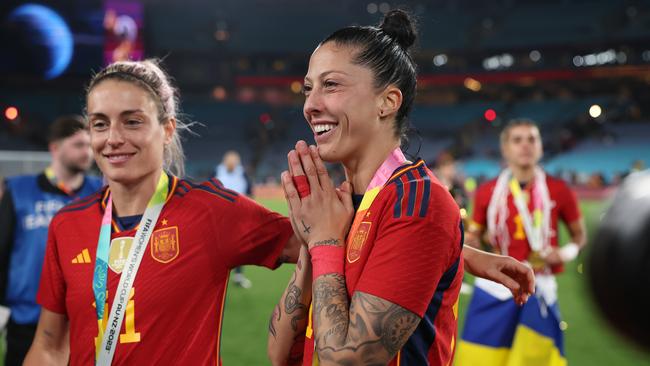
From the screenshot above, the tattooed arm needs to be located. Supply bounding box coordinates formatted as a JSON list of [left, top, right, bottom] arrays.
[[281, 142, 420, 364], [312, 273, 420, 365], [268, 245, 312, 366]]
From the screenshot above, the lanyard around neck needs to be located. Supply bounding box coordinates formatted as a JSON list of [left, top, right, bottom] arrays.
[[93, 171, 169, 365]]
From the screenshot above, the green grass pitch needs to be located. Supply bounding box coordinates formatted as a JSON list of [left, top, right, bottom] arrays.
[[220, 199, 650, 365], [2, 199, 648, 365]]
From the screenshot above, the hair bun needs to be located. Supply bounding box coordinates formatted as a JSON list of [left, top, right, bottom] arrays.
[[380, 9, 416, 50]]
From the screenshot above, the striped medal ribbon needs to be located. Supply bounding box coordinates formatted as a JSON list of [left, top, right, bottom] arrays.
[[93, 171, 169, 365]]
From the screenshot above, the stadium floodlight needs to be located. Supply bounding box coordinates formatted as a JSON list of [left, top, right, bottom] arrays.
[[4, 106, 18, 121], [290, 81, 302, 94], [573, 56, 584, 67], [589, 104, 602, 118], [584, 54, 597, 66], [529, 50, 541, 62], [464, 77, 481, 92], [433, 54, 448, 67], [500, 53, 514, 67]]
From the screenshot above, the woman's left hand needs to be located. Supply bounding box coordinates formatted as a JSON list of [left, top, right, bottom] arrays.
[[281, 141, 354, 249]]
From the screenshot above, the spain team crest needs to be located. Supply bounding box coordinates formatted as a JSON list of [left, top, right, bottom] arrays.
[[150, 226, 179, 263], [347, 221, 371, 263]]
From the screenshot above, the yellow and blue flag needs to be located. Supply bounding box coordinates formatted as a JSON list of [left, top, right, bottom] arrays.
[[456, 278, 566, 366]]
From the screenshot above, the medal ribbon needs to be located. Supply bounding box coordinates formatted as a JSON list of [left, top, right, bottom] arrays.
[[308, 148, 410, 362], [93, 171, 169, 365], [508, 177, 543, 252]]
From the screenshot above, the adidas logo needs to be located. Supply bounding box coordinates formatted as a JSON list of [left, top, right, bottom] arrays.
[[72, 249, 91, 264]]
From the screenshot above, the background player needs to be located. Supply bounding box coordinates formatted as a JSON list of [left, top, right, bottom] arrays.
[[457, 119, 587, 366], [216, 150, 254, 288], [0, 116, 102, 365]]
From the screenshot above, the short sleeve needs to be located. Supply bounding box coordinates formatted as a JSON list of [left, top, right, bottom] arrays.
[[36, 223, 67, 314], [215, 195, 293, 270], [355, 188, 462, 317], [557, 180, 581, 224]]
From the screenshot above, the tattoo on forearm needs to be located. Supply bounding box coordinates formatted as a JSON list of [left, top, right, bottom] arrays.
[[301, 220, 311, 234], [268, 304, 281, 338], [380, 306, 419, 354], [285, 275, 308, 331], [313, 274, 347, 315], [313, 274, 348, 344], [312, 238, 341, 247], [312, 282, 421, 364]]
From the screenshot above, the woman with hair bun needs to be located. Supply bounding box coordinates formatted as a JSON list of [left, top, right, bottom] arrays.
[[269, 10, 534, 366]]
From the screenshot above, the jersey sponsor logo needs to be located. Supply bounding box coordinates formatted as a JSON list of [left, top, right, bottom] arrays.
[[151, 226, 179, 263], [108, 237, 134, 274], [72, 248, 92, 264], [347, 221, 371, 263]]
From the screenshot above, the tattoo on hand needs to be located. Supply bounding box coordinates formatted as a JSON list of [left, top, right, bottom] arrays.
[[301, 220, 311, 234], [312, 238, 341, 247]]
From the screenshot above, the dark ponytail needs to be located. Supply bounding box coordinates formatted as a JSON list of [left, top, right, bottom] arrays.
[[321, 9, 418, 140]]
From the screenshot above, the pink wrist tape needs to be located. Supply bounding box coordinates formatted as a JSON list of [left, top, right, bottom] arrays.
[[309, 245, 344, 280]]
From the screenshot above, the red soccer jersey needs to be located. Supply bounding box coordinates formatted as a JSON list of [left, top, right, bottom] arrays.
[[471, 173, 581, 273], [37, 177, 292, 365], [303, 160, 464, 366]]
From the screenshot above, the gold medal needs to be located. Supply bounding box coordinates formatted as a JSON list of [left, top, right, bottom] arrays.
[[528, 250, 546, 271]]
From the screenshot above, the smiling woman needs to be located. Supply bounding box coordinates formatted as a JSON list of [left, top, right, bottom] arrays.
[[301, 12, 416, 170], [268, 9, 535, 366], [23, 59, 303, 366], [86, 60, 188, 180]]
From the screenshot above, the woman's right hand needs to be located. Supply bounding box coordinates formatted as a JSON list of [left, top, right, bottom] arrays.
[[281, 141, 354, 248]]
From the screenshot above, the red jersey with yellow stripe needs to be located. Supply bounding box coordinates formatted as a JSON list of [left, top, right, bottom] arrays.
[[303, 160, 464, 366], [37, 177, 292, 365]]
